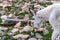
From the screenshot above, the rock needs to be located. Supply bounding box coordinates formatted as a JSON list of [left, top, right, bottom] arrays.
[[13, 34, 23, 39], [20, 25, 33, 32], [21, 4, 29, 12], [34, 5, 41, 9], [23, 26, 33, 31], [23, 14, 29, 21], [35, 33, 43, 39], [1, 15, 7, 20], [17, 38, 25, 40], [22, 34, 29, 38], [8, 14, 17, 18], [32, 0, 44, 2], [1, 15, 7, 24], [11, 28, 19, 33], [8, 14, 13, 18], [0, 10, 6, 15], [38, 28, 44, 31], [34, 5, 41, 12], [14, 22, 21, 28], [43, 29, 49, 35], [2, 0, 12, 6], [9, 0, 13, 2], [0, 27, 8, 31], [18, 0, 23, 2], [13, 34, 29, 39], [28, 38, 37, 40], [38, 38, 43, 40], [37, 0, 45, 2]]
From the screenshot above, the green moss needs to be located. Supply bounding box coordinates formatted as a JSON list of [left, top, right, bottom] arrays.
[[14, 31, 20, 36], [15, 11, 29, 19], [0, 33, 2, 37], [15, 11, 28, 16], [43, 22, 53, 40], [0, 6, 2, 10], [20, 21, 27, 27], [38, 2, 53, 7], [29, 16, 33, 20], [4, 34, 14, 40], [38, 2, 47, 7], [0, 18, 2, 24], [43, 30, 53, 40], [46, 2, 53, 5], [0, 6, 2, 8]]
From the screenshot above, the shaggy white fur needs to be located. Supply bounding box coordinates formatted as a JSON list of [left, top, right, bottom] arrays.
[[34, 3, 60, 40]]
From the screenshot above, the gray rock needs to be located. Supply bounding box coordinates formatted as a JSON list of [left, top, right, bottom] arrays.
[[38, 38, 43, 40], [43, 29, 49, 35], [35, 33, 43, 39], [28, 38, 37, 40], [18, 0, 23, 2], [17, 38, 25, 40]]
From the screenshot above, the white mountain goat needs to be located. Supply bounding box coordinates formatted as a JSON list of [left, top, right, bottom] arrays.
[[34, 3, 60, 40]]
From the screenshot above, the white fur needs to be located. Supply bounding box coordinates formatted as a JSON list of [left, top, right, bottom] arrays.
[[34, 3, 60, 40]]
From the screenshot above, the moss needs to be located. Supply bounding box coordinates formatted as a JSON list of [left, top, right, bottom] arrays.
[[29, 16, 33, 20], [0, 6, 2, 8], [43, 22, 53, 40], [20, 21, 27, 27], [46, 2, 53, 5], [0, 18, 2, 24], [38, 2, 47, 7], [0, 33, 2, 37], [3, 34, 14, 40], [15, 11, 28, 16], [38, 2, 53, 7], [14, 31, 20, 36], [43, 29, 53, 40], [15, 11, 29, 19]]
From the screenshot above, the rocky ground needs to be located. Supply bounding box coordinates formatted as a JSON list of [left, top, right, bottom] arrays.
[[0, 0, 59, 40]]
